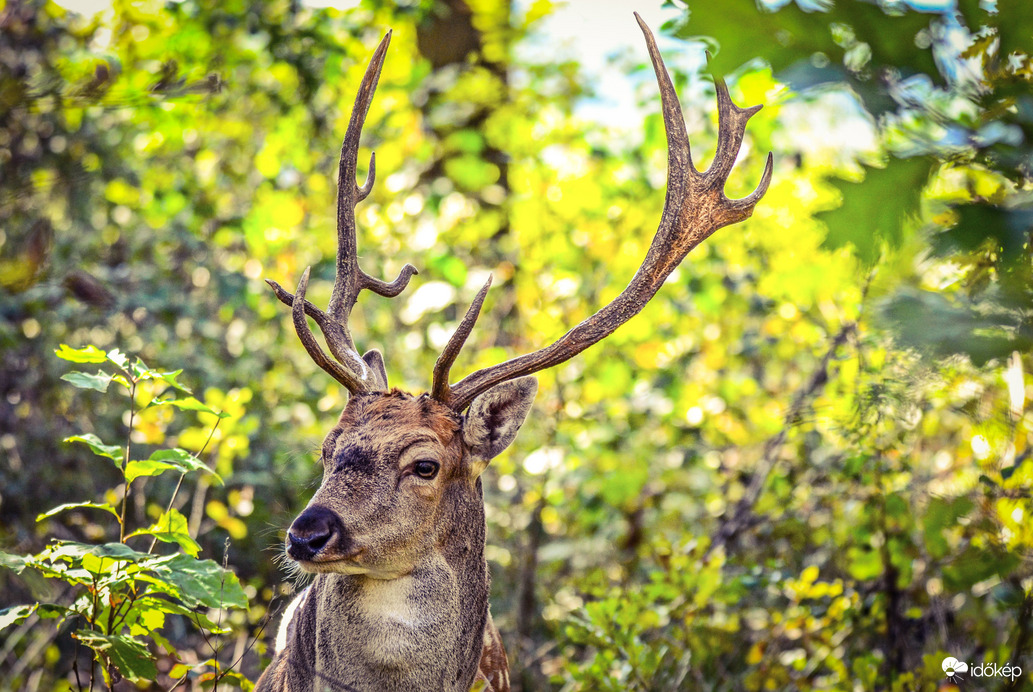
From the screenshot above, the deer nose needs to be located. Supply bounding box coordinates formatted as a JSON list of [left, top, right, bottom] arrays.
[[286, 505, 347, 561]]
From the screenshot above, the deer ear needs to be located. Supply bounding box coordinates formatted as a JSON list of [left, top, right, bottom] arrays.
[[463, 376, 537, 475], [362, 349, 388, 389]]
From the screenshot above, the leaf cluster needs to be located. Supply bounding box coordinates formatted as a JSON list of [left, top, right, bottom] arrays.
[[0, 345, 248, 688]]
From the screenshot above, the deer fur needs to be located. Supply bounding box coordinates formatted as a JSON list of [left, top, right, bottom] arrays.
[[255, 378, 536, 691]]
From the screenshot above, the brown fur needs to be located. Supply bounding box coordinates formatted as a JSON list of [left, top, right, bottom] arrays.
[[257, 380, 534, 692]]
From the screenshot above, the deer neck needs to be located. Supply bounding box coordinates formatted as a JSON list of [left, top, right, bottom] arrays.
[[301, 482, 489, 690]]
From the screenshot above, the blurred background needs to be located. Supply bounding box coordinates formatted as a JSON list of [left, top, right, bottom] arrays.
[[2, 0, 1032, 688]]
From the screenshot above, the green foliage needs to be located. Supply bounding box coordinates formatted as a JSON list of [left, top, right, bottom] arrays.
[[0, 346, 250, 688], [673, 0, 1033, 363], [816, 156, 934, 264]]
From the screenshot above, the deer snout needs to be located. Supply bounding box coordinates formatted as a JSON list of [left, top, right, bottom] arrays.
[[286, 505, 349, 562]]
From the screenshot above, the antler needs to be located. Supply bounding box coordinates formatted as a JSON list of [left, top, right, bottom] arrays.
[[431, 14, 773, 411], [267, 31, 417, 394]]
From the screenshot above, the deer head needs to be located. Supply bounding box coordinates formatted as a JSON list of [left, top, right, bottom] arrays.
[[261, 14, 771, 691]]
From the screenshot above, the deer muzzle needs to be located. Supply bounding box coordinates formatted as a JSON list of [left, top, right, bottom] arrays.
[[286, 505, 351, 563]]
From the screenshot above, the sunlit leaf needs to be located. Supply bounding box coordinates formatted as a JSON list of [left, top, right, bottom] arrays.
[[126, 509, 200, 557], [106, 349, 128, 368], [45, 542, 151, 564], [0, 604, 38, 632], [37, 502, 120, 523], [156, 369, 193, 393], [140, 554, 248, 609], [55, 344, 107, 363], [61, 370, 113, 393], [125, 447, 220, 483], [0, 551, 31, 574], [846, 546, 882, 580], [146, 396, 228, 418], [65, 434, 123, 465], [123, 458, 180, 482]]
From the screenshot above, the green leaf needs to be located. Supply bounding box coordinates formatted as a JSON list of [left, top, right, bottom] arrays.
[[0, 551, 31, 574], [141, 554, 248, 610], [146, 396, 227, 418], [132, 595, 223, 632], [443, 155, 500, 191], [880, 289, 1027, 365], [0, 604, 37, 632], [150, 630, 177, 656], [45, 542, 151, 565], [428, 254, 469, 288], [55, 344, 107, 363], [128, 605, 166, 637], [130, 357, 163, 380], [157, 369, 193, 393], [125, 448, 221, 484], [74, 631, 157, 683], [931, 203, 1033, 266], [944, 546, 1022, 590], [846, 546, 883, 581], [817, 157, 935, 264], [65, 434, 123, 465], [37, 502, 120, 523], [61, 370, 113, 393], [81, 551, 126, 577], [923, 500, 953, 560], [676, 0, 943, 88], [124, 458, 180, 482], [126, 509, 200, 557], [150, 448, 221, 479], [106, 348, 128, 368]]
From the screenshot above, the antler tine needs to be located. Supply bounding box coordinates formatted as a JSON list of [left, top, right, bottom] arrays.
[[435, 14, 772, 412], [269, 31, 418, 394], [432, 276, 493, 404], [291, 268, 372, 393], [330, 30, 418, 327], [728, 150, 774, 214], [707, 79, 775, 218], [705, 79, 758, 182]]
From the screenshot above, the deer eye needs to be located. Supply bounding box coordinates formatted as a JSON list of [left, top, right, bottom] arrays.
[[413, 460, 439, 479]]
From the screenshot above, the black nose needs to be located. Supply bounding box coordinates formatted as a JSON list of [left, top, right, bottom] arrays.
[[286, 505, 347, 561]]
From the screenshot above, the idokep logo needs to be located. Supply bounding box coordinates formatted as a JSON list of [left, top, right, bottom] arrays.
[[942, 657, 967, 682], [942, 656, 1023, 683]]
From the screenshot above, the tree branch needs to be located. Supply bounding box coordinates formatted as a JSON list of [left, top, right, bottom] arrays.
[[707, 321, 856, 557]]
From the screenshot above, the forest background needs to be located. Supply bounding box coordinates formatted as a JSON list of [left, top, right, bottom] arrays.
[[1, 0, 1032, 689]]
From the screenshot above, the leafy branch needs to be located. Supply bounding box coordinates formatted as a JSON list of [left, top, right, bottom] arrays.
[[0, 345, 251, 689]]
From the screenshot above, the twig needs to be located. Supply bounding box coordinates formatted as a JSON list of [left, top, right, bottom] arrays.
[[120, 375, 137, 543], [707, 321, 856, 557], [1003, 584, 1033, 692], [878, 488, 904, 680], [148, 416, 222, 554], [72, 637, 82, 692], [514, 386, 563, 692], [223, 607, 275, 681]]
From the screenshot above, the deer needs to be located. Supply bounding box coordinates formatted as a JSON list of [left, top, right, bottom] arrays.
[[254, 13, 771, 692]]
